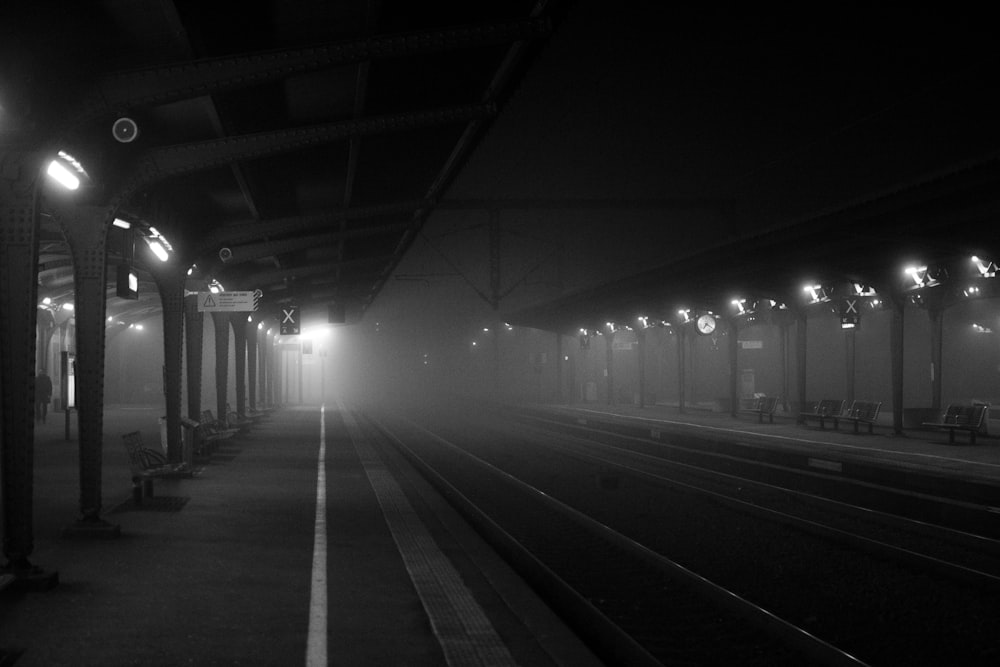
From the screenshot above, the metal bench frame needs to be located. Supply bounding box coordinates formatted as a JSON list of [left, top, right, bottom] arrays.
[[740, 395, 780, 424], [835, 400, 882, 434], [799, 399, 846, 430], [922, 404, 988, 445]]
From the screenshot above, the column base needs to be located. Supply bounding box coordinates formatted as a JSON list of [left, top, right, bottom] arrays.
[[62, 516, 121, 540], [1, 560, 59, 592]]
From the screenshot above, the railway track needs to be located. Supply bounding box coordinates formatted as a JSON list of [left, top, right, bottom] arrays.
[[361, 410, 865, 666], [366, 405, 1000, 666]]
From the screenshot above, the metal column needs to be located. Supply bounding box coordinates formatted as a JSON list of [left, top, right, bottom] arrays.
[[845, 328, 856, 406], [929, 307, 943, 410], [58, 204, 119, 537], [154, 270, 185, 464], [232, 317, 247, 418], [605, 330, 615, 405], [637, 328, 646, 408], [247, 320, 258, 411], [677, 329, 686, 414], [211, 312, 230, 422], [728, 319, 739, 417], [0, 155, 58, 580], [890, 297, 905, 434], [555, 332, 563, 403], [795, 310, 808, 422], [184, 295, 204, 422]]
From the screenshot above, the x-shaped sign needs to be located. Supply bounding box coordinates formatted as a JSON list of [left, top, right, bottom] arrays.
[[843, 298, 858, 315], [282, 308, 296, 324]]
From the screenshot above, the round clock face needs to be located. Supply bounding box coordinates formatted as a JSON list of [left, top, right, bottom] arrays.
[[696, 314, 716, 334]]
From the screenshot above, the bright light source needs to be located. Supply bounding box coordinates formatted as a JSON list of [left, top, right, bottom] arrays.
[[62, 303, 74, 311], [112, 218, 131, 229], [147, 238, 169, 262], [107, 316, 113, 322], [46, 159, 80, 190], [247, 315, 253, 322], [853, 283, 877, 296], [483, 327, 490, 333], [472, 341, 478, 347], [135, 324, 144, 331], [258, 323, 264, 330], [841, 321, 856, 330], [42, 297, 52, 306], [266, 329, 272, 335], [972, 256, 996, 277]]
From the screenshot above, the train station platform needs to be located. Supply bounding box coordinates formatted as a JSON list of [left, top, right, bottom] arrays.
[[517, 401, 1000, 488], [0, 404, 600, 667]]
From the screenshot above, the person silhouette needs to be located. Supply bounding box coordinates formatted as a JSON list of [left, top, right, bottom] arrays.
[[35, 370, 53, 424]]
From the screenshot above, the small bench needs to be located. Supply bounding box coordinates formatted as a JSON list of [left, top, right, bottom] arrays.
[[835, 400, 882, 434], [225, 403, 254, 431], [922, 404, 988, 445], [740, 396, 779, 423], [122, 431, 193, 503], [799, 399, 846, 430]]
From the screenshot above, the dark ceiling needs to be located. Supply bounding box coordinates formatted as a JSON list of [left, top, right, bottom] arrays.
[[1, 0, 556, 327], [3, 2, 1000, 334]]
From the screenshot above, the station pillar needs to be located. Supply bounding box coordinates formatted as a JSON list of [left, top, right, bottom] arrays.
[[247, 320, 258, 412], [232, 317, 247, 418], [212, 312, 230, 422], [555, 332, 563, 403], [58, 204, 120, 538], [728, 318, 739, 417], [154, 270, 185, 464], [636, 328, 646, 408], [605, 330, 615, 405], [929, 307, 943, 411], [0, 154, 58, 582], [795, 309, 807, 423], [677, 328, 687, 414], [890, 296, 905, 435], [184, 295, 204, 422]]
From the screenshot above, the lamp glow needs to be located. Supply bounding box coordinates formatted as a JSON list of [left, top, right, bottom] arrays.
[[46, 160, 80, 190], [112, 218, 132, 229], [148, 239, 169, 262]]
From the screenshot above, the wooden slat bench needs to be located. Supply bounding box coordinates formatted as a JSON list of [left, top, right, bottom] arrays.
[[740, 395, 779, 423], [225, 403, 254, 431], [799, 399, 846, 430], [122, 431, 193, 503], [835, 400, 882, 434], [922, 404, 988, 445]]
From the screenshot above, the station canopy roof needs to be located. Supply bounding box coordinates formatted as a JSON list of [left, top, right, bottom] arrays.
[[4, 3, 1000, 332]]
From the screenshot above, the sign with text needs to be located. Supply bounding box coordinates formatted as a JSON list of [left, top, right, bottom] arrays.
[[197, 291, 258, 312], [280, 304, 300, 335]]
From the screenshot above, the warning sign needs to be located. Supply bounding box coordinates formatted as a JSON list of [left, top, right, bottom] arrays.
[[280, 305, 300, 335], [197, 291, 258, 312]]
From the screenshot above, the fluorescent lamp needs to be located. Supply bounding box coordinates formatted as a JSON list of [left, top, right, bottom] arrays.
[[62, 303, 74, 311], [112, 218, 132, 229], [46, 160, 80, 190], [147, 238, 169, 262]]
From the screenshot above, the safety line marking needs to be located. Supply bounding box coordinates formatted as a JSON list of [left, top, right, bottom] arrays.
[[339, 400, 516, 667], [306, 405, 327, 667]]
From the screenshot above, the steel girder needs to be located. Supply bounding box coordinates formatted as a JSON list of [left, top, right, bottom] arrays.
[[0, 153, 44, 572], [184, 295, 204, 427], [200, 201, 425, 250], [128, 104, 495, 190], [154, 269, 186, 464], [211, 313, 230, 424], [231, 318, 247, 419], [213, 221, 413, 266], [66, 18, 549, 132]]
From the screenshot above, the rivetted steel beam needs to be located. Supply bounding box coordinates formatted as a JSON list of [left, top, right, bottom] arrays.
[[244, 255, 392, 288], [216, 221, 412, 265], [201, 202, 425, 250], [153, 269, 186, 464], [211, 313, 230, 425], [246, 319, 258, 412], [113, 105, 494, 207], [0, 152, 59, 583], [69, 19, 549, 129], [231, 317, 247, 420], [184, 295, 204, 437]]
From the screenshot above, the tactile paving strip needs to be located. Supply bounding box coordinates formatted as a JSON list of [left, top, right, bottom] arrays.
[[341, 407, 517, 667]]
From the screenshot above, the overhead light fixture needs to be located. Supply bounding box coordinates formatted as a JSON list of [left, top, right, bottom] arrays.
[[112, 218, 132, 229], [145, 237, 169, 262], [45, 151, 88, 190], [62, 303, 74, 311], [972, 256, 996, 278]]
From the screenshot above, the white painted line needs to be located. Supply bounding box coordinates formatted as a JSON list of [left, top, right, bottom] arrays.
[[306, 405, 327, 667]]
